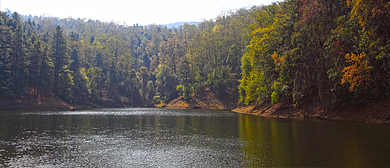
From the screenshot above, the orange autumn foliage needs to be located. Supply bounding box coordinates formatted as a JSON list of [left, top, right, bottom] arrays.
[[271, 51, 284, 70], [341, 53, 371, 90]]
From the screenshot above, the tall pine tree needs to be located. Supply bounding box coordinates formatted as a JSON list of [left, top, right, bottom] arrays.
[[51, 25, 72, 101], [10, 24, 27, 97], [0, 12, 12, 96]]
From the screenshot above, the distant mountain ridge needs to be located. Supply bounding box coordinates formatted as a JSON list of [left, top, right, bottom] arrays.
[[5, 8, 199, 28], [163, 21, 199, 28]]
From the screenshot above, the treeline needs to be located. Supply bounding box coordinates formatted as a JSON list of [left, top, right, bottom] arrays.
[[2, 0, 389, 110], [0, 7, 255, 106], [239, 0, 390, 110]]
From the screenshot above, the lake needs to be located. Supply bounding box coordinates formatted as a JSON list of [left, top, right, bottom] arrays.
[[1, 108, 390, 167]]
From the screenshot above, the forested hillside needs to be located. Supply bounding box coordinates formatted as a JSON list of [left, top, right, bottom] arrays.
[[239, 0, 390, 112], [0, 7, 255, 107], [1, 0, 390, 112]]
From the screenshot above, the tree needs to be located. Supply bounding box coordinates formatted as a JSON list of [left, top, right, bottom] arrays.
[[155, 64, 178, 103], [147, 80, 155, 101], [106, 61, 119, 103], [70, 49, 89, 102], [239, 5, 279, 105], [28, 32, 54, 99], [87, 67, 103, 102], [70, 48, 81, 72], [9, 24, 27, 97], [51, 25, 72, 101], [0, 12, 12, 96], [140, 66, 150, 102], [341, 52, 372, 91], [37, 43, 53, 97], [177, 56, 192, 100]]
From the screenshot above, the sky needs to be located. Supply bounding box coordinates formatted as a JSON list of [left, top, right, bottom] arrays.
[[1, 0, 276, 25]]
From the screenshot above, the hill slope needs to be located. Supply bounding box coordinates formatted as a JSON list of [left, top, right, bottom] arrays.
[[0, 96, 73, 111], [165, 88, 238, 110]]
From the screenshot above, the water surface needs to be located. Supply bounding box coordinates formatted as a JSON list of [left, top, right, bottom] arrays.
[[1, 108, 389, 167]]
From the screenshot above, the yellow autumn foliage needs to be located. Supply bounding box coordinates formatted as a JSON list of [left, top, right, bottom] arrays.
[[347, 0, 390, 27], [271, 51, 284, 70], [341, 53, 371, 90]]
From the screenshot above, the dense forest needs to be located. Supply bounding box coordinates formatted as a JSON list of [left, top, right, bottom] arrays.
[[0, 6, 254, 107], [238, 0, 390, 111], [1, 0, 390, 111]]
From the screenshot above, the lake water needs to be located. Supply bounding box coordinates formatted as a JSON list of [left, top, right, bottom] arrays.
[[1, 108, 390, 167]]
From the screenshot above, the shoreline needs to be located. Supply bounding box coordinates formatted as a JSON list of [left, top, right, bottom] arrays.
[[232, 101, 390, 124], [0, 96, 73, 111], [3, 95, 390, 124]]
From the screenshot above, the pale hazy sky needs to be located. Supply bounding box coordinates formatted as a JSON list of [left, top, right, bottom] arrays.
[[1, 0, 276, 25]]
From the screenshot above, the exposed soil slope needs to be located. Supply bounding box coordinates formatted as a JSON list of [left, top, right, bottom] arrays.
[[165, 88, 238, 110], [0, 96, 73, 111]]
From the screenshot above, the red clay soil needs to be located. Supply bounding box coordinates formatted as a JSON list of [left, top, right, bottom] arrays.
[[164, 97, 192, 109], [233, 98, 390, 124], [165, 88, 238, 110], [165, 96, 229, 110], [0, 96, 73, 111]]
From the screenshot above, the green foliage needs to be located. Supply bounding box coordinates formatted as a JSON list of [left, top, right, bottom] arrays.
[[182, 85, 192, 100], [28, 33, 53, 98], [239, 4, 279, 105], [176, 84, 191, 100], [140, 66, 149, 102], [184, 9, 253, 98], [271, 80, 284, 104], [3, 0, 389, 110], [271, 91, 278, 104], [147, 80, 155, 101], [239, 0, 390, 109], [0, 7, 256, 106], [51, 25, 72, 101], [156, 64, 178, 103], [71, 48, 89, 102]]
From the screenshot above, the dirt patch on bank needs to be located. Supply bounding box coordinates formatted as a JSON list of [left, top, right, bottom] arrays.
[[164, 97, 192, 109], [165, 88, 238, 110], [0, 96, 73, 111]]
